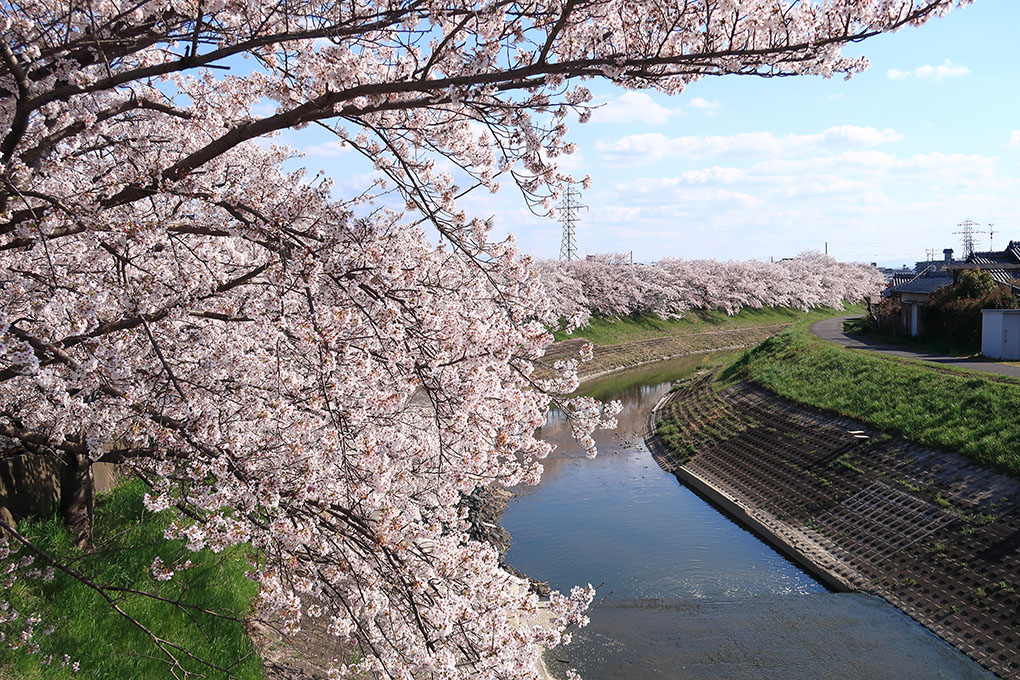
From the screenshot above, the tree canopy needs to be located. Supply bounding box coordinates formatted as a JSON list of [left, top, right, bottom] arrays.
[[0, 0, 968, 677]]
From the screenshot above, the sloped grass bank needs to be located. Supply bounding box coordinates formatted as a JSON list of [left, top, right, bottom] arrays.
[[1, 481, 262, 680], [555, 304, 863, 345], [651, 378, 1020, 679], [721, 326, 1020, 476]]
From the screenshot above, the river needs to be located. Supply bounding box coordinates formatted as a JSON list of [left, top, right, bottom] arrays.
[[501, 354, 996, 679]]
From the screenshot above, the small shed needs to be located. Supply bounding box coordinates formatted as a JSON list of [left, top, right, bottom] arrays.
[[980, 309, 1020, 359]]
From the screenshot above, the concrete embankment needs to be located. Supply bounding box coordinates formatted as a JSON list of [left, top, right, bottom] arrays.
[[648, 376, 1020, 680]]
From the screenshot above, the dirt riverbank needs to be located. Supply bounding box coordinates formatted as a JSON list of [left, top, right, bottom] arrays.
[[649, 375, 1020, 679], [543, 323, 792, 381]]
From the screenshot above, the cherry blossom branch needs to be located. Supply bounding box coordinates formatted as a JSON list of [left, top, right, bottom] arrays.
[[0, 517, 245, 678]]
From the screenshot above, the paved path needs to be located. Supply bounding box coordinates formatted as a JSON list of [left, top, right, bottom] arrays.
[[810, 315, 1020, 379]]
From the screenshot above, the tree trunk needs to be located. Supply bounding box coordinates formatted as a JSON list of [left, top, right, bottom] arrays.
[[60, 451, 94, 548]]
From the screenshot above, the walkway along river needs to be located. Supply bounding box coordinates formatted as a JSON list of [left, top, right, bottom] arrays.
[[499, 354, 997, 680]]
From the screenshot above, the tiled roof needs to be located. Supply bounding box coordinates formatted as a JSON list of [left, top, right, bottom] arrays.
[[883, 271, 953, 296], [968, 241, 1020, 266], [965, 241, 1020, 287], [969, 253, 1012, 266], [985, 270, 1019, 286]]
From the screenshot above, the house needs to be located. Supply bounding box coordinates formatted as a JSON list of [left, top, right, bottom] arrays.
[[962, 241, 1020, 289], [874, 264, 916, 285], [879, 249, 956, 336]]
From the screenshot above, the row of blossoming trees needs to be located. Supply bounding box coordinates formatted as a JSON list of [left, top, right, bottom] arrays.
[[536, 253, 887, 322], [0, 0, 964, 677]]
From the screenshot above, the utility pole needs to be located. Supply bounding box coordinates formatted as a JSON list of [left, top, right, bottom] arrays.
[[988, 223, 996, 251], [557, 186, 587, 261], [953, 218, 984, 259]]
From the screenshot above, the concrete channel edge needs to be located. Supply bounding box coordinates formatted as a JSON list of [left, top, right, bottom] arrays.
[[645, 392, 853, 593], [644, 381, 1020, 679]]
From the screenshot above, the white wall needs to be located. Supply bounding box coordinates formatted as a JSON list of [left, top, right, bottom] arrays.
[[981, 310, 1020, 359]]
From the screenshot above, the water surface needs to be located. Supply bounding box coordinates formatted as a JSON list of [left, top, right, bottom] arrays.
[[501, 354, 996, 679]]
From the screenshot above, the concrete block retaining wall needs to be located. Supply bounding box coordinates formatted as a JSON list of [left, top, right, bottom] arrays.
[[647, 378, 1020, 679]]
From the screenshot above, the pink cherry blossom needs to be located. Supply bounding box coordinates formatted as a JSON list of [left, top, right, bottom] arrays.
[[0, 0, 961, 676], [537, 252, 885, 321]]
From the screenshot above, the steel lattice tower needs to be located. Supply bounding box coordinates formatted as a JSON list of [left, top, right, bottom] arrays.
[[557, 186, 587, 261], [954, 218, 984, 259]]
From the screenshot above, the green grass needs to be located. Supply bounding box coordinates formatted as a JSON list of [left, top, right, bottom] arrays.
[[842, 316, 979, 357], [0, 480, 263, 680], [576, 350, 742, 400], [720, 325, 1020, 476], [556, 304, 862, 345]]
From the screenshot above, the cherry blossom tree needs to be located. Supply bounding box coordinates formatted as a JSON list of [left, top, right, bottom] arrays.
[[538, 253, 886, 320], [0, 0, 963, 677]]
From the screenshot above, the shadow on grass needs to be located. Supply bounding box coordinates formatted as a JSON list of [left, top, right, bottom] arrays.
[[841, 317, 981, 359]]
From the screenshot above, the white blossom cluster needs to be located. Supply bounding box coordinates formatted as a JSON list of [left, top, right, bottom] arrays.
[[535, 252, 888, 321], [0, 0, 963, 676]]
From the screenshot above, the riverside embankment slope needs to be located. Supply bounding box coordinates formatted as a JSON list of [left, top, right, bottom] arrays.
[[651, 373, 1020, 680], [544, 323, 792, 381]]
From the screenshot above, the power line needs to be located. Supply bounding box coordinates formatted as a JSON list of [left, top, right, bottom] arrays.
[[557, 186, 587, 262], [953, 218, 984, 259]]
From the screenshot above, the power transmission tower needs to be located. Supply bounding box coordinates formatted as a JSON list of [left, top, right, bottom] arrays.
[[557, 186, 587, 261], [953, 218, 984, 259]]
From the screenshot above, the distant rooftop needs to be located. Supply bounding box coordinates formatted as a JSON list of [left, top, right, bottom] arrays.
[[966, 240, 1020, 286], [883, 263, 953, 297]]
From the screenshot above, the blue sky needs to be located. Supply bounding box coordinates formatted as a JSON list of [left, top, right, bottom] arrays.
[[273, 1, 1020, 267]]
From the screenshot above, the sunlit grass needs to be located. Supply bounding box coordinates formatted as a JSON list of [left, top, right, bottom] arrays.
[[575, 350, 742, 401], [556, 304, 863, 345], [0, 480, 263, 680], [721, 326, 1020, 477]]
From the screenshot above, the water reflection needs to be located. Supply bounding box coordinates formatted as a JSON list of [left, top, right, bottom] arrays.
[[505, 352, 821, 600], [502, 353, 996, 679]]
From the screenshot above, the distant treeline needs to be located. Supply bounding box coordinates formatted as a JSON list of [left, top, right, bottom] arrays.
[[534, 252, 886, 323]]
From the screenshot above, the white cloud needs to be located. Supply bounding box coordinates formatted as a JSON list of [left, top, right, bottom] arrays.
[[679, 166, 746, 184], [550, 148, 587, 174], [689, 97, 721, 111], [571, 147, 1020, 262], [596, 126, 902, 165], [618, 168, 746, 192], [821, 125, 903, 147], [601, 205, 642, 222], [300, 140, 350, 157], [886, 60, 970, 81], [916, 60, 971, 80], [603, 151, 1007, 238], [595, 133, 672, 163], [1008, 130, 1020, 149], [591, 92, 681, 125], [752, 151, 997, 190]]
